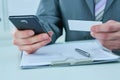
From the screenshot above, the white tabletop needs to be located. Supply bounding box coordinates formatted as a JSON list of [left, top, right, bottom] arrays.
[[0, 41, 120, 80]]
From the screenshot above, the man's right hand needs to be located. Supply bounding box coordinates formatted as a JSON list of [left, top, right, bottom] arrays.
[[13, 29, 53, 54]]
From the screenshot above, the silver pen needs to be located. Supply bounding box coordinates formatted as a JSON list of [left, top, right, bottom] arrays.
[[75, 48, 91, 57]]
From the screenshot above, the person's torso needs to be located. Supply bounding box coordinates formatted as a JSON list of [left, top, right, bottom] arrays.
[[57, 0, 120, 41]]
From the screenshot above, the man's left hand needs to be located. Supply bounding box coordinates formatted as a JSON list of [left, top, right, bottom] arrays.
[[91, 20, 120, 50]]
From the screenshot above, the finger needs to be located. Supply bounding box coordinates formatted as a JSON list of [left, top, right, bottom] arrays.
[[19, 39, 51, 54], [91, 31, 120, 40], [99, 40, 120, 50], [13, 33, 51, 46], [13, 30, 34, 39], [91, 20, 120, 33], [48, 31, 53, 37]]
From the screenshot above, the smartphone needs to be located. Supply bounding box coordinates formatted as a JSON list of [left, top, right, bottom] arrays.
[[9, 15, 49, 35]]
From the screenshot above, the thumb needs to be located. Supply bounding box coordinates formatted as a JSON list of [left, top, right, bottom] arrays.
[[48, 31, 53, 37]]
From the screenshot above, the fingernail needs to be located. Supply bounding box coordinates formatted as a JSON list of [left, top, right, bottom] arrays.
[[48, 31, 53, 37], [90, 32, 95, 37], [29, 31, 34, 35]]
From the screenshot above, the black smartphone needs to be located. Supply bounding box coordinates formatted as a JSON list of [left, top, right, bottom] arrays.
[[9, 15, 49, 35]]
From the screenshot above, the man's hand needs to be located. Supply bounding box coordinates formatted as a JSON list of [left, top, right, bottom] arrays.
[[13, 29, 53, 54], [91, 20, 120, 50]]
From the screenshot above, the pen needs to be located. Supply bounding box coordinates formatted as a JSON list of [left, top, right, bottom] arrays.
[[75, 48, 91, 57]]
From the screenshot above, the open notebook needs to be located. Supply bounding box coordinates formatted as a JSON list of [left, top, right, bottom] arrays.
[[20, 40, 120, 69]]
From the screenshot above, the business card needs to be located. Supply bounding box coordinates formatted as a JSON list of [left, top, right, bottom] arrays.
[[68, 20, 102, 31]]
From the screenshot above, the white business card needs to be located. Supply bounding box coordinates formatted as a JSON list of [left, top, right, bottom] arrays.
[[68, 20, 102, 31]]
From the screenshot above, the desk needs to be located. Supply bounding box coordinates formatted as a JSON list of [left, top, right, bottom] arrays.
[[0, 42, 120, 80]]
